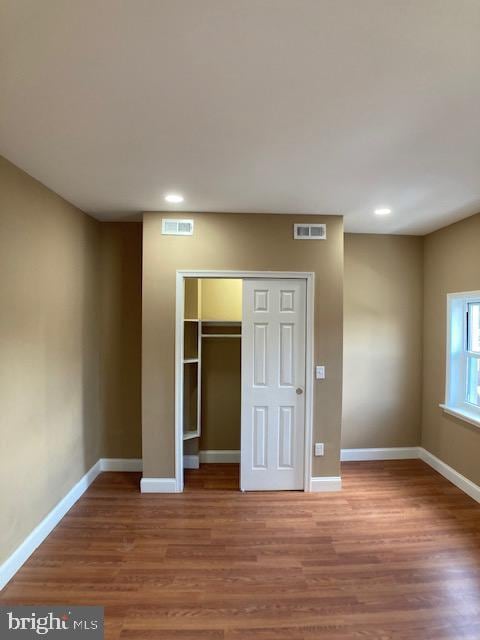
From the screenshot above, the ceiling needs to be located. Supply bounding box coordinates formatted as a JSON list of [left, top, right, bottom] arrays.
[[1, 1, 480, 234]]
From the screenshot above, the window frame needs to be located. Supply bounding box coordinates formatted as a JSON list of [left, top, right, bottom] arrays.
[[441, 291, 480, 428]]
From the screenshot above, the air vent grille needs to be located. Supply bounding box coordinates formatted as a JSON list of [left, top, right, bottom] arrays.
[[293, 223, 326, 240], [161, 219, 194, 236]]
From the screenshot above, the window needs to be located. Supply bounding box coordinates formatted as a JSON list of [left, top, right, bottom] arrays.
[[442, 292, 480, 427], [466, 301, 480, 406]]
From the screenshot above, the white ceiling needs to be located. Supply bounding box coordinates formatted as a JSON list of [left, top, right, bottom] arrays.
[[1, 1, 480, 234]]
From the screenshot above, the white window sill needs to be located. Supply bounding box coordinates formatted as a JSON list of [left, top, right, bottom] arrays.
[[439, 404, 480, 429]]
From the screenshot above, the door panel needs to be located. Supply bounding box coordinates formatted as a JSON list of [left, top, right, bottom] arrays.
[[279, 323, 294, 386], [253, 406, 268, 468], [253, 324, 268, 386], [241, 279, 306, 491], [278, 406, 294, 468]]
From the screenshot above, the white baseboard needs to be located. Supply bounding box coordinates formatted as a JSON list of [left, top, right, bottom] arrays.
[[341, 447, 480, 505], [1, 457, 146, 591], [101, 458, 143, 472], [341, 447, 421, 461], [310, 476, 342, 492], [0, 459, 102, 591], [183, 455, 199, 469], [199, 450, 240, 463], [419, 448, 480, 504], [140, 477, 178, 493]]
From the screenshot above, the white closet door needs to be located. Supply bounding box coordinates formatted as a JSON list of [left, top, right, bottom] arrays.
[[241, 279, 306, 491]]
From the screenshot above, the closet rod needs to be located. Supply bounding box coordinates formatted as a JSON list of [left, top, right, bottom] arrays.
[[201, 321, 241, 326], [201, 334, 241, 339]]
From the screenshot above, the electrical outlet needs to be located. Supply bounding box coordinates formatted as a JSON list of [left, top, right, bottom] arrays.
[[314, 442, 324, 456], [315, 365, 325, 379]]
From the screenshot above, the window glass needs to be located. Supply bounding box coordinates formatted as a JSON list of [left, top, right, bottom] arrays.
[[467, 302, 480, 353], [467, 356, 480, 406]]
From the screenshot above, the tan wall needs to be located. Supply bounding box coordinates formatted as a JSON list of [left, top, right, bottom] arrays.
[[198, 278, 242, 451], [0, 156, 102, 564], [0, 156, 143, 563], [342, 234, 424, 448], [200, 338, 241, 451], [422, 213, 480, 485], [100, 223, 143, 458], [184, 278, 200, 319], [142, 212, 344, 478], [200, 278, 242, 321]]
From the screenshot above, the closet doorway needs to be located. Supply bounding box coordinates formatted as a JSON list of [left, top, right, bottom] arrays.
[[175, 271, 314, 493]]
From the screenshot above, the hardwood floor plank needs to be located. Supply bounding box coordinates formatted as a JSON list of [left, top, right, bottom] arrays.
[[1, 461, 480, 639]]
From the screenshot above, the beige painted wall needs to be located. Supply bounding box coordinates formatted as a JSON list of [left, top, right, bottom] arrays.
[[0, 156, 102, 564], [100, 223, 143, 458], [198, 278, 242, 451], [0, 156, 143, 564], [184, 278, 200, 319], [200, 278, 242, 321], [200, 338, 241, 451], [142, 212, 344, 478], [422, 213, 480, 485], [343, 234, 424, 448]]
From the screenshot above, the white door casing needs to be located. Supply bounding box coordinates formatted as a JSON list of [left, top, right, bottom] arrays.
[[241, 279, 306, 490]]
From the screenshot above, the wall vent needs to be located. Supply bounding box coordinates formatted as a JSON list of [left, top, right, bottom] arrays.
[[161, 219, 194, 236], [293, 223, 326, 240]]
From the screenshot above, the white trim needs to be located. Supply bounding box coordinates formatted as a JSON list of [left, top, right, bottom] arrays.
[[183, 455, 200, 469], [197, 318, 203, 439], [419, 448, 480, 504], [439, 404, 480, 429], [199, 450, 240, 463], [140, 478, 178, 493], [445, 289, 480, 299], [341, 447, 421, 461], [175, 270, 315, 493], [177, 270, 315, 279], [175, 272, 185, 493], [101, 458, 143, 472], [304, 273, 314, 491], [310, 476, 342, 492], [0, 459, 102, 591]]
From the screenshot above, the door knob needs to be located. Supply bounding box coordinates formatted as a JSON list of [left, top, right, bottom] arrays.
[[296, 387, 304, 395]]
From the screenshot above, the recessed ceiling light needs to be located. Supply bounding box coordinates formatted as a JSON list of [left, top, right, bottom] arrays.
[[374, 207, 391, 215], [165, 193, 184, 203]]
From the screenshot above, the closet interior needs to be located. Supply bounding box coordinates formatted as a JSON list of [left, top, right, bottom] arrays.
[[183, 278, 242, 486]]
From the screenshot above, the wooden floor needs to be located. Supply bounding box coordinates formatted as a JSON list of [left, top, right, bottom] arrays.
[[2, 461, 480, 639]]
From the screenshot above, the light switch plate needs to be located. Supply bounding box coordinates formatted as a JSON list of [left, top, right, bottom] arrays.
[[314, 442, 324, 456], [315, 365, 325, 379]]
